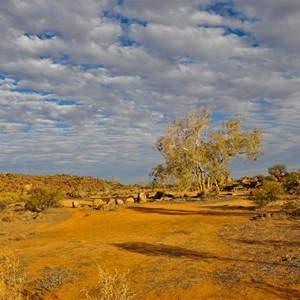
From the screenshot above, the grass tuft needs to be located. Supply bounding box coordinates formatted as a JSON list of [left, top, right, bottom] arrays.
[[0, 251, 26, 300], [83, 266, 135, 300]]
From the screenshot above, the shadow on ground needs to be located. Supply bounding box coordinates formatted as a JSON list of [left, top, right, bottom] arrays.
[[112, 242, 294, 267], [127, 206, 254, 217]]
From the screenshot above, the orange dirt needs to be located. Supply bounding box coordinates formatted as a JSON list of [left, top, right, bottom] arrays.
[[1, 198, 299, 299]]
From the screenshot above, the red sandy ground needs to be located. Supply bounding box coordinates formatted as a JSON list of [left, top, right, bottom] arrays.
[[1, 198, 299, 299]]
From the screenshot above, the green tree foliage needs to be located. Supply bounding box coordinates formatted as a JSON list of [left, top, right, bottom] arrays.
[[283, 171, 300, 195], [25, 187, 63, 212], [268, 163, 287, 180], [251, 181, 284, 207], [154, 108, 264, 194], [149, 164, 171, 187]]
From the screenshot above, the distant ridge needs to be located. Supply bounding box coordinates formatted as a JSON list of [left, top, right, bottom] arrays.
[[0, 173, 123, 195]]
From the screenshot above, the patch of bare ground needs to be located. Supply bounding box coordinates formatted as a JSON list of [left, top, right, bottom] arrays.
[[217, 211, 300, 300], [0, 197, 299, 299]]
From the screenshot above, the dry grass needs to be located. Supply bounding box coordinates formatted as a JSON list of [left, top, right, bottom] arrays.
[[83, 266, 135, 300], [0, 250, 26, 300]]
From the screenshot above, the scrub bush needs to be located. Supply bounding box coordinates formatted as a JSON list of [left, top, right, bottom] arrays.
[[251, 181, 284, 207], [25, 187, 63, 212]]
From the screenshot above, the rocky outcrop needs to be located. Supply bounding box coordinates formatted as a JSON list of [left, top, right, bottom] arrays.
[[137, 192, 147, 203]]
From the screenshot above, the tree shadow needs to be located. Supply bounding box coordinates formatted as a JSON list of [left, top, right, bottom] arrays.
[[201, 205, 257, 211], [127, 206, 254, 217], [112, 242, 288, 267], [113, 242, 218, 259]]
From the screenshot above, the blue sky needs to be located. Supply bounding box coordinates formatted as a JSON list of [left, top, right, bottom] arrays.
[[0, 0, 299, 183]]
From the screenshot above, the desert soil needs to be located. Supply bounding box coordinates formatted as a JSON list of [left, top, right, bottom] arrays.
[[1, 197, 299, 300]]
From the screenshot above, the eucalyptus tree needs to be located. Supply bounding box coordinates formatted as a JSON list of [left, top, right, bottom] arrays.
[[153, 108, 264, 194]]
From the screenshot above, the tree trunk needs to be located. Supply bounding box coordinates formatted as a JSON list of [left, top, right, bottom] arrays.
[[200, 171, 207, 194], [214, 178, 220, 194], [207, 176, 211, 190]]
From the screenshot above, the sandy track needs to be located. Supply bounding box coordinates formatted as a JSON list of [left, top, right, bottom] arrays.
[[1, 200, 299, 299]]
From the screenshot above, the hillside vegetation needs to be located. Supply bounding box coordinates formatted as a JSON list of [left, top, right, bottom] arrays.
[[0, 173, 124, 197]]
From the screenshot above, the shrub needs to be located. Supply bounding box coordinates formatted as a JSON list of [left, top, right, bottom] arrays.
[[0, 193, 20, 203], [251, 181, 284, 207], [283, 172, 300, 195], [25, 187, 63, 212], [0, 251, 26, 300], [282, 200, 300, 218], [83, 266, 134, 300]]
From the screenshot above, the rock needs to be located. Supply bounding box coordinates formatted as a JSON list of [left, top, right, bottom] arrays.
[[106, 198, 116, 205], [101, 203, 116, 211], [93, 199, 104, 206], [116, 199, 124, 205], [154, 191, 165, 199], [137, 192, 147, 203], [33, 213, 44, 220], [125, 197, 135, 204], [72, 201, 80, 208]]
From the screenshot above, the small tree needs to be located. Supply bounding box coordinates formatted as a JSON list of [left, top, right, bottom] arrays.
[[154, 108, 264, 194], [283, 171, 300, 195], [25, 187, 63, 212], [251, 181, 284, 208], [268, 164, 287, 180]]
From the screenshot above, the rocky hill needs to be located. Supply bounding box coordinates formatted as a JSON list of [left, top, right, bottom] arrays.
[[0, 173, 124, 196]]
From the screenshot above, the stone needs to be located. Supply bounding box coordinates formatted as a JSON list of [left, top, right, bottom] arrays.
[[72, 201, 80, 208], [137, 192, 147, 203], [106, 198, 116, 205], [125, 197, 135, 204], [101, 203, 116, 211], [93, 199, 104, 206], [116, 199, 124, 205]]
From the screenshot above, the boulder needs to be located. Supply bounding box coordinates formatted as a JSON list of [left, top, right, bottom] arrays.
[[72, 201, 80, 208], [125, 197, 135, 204], [137, 192, 147, 203], [116, 199, 124, 205], [93, 199, 105, 206], [106, 198, 116, 205], [101, 203, 116, 211]]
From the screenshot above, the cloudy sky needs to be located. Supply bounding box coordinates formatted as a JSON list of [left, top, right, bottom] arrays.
[[0, 0, 299, 183]]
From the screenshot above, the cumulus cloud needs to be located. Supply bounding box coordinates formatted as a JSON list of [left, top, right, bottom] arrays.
[[0, 0, 299, 182]]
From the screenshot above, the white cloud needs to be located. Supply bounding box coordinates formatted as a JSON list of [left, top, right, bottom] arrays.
[[0, 0, 299, 182]]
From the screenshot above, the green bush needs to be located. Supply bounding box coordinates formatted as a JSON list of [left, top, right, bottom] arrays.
[[25, 187, 63, 212], [283, 172, 300, 195], [0, 193, 20, 210], [0, 192, 20, 203], [251, 181, 284, 207]]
